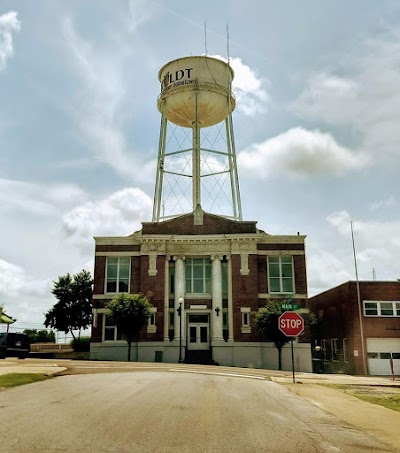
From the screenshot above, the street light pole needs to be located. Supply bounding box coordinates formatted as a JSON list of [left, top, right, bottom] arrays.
[[178, 297, 183, 363]]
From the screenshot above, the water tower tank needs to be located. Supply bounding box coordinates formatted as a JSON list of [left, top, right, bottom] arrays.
[[157, 56, 235, 128]]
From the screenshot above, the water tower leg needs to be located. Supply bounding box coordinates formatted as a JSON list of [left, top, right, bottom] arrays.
[[192, 89, 201, 211], [152, 115, 168, 222], [225, 115, 242, 221]]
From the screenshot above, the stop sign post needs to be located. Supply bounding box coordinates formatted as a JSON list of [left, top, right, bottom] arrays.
[[278, 311, 304, 384]]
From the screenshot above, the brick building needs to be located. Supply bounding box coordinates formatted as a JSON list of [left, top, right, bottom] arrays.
[[309, 281, 400, 375], [90, 207, 312, 371], [90, 56, 312, 370]]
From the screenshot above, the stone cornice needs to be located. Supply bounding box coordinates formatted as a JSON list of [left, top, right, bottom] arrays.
[[95, 233, 305, 244], [94, 236, 138, 245]]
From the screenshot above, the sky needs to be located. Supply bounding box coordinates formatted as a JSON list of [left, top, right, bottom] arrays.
[[1, 0, 400, 330]]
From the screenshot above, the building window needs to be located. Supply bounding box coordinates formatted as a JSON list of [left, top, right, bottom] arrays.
[[185, 258, 211, 294], [268, 256, 294, 293], [222, 262, 228, 296], [331, 339, 339, 361], [240, 307, 251, 333], [364, 301, 400, 317], [169, 262, 175, 295], [222, 311, 228, 329], [106, 257, 130, 293], [104, 315, 122, 341], [321, 339, 330, 361], [169, 311, 175, 328], [343, 338, 348, 362], [380, 303, 393, 316], [147, 308, 157, 333]]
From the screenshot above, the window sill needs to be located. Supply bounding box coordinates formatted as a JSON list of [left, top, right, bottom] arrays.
[[147, 326, 157, 334], [241, 327, 251, 334]]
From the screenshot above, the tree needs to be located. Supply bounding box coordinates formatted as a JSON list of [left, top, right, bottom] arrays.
[[44, 270, 93, 344], [254, 299, 291, 370], [106, 293, 153, 362], [23, 329, 56, 343]]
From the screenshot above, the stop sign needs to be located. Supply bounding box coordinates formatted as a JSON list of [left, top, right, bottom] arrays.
[[278, 311, 304, 337]]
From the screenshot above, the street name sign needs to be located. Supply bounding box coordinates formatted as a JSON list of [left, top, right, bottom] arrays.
[[281, 302, 300, 311]]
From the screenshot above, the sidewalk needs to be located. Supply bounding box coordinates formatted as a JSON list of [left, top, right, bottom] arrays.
[[270, 371, 400, 387], [0, 359, 66, 376], [270, 372, 400, 452]]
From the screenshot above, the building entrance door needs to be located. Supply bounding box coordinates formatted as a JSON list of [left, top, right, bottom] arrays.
[[187, 314, 209, 350]]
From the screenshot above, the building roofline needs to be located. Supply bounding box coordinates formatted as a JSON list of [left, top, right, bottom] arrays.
[[309, 280, 400, 300]]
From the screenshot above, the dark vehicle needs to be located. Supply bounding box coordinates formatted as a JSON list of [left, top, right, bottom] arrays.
[[0, 332, 30, 359]]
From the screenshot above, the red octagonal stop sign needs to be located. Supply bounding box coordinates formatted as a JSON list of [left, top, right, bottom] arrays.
[[278, 311, 304, 337]]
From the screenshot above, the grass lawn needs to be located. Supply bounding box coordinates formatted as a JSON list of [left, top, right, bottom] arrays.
[[0, 373, 52, 389], [328, 384, 400, 413]]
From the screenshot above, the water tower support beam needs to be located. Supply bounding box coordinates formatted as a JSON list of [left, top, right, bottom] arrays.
[[192, 88, 201, 210], [152, 114, 168, 222], [226, 114, 243, 221]]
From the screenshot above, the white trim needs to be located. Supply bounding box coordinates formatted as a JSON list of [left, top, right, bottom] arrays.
[[258, 293, 307, 299], [240, 253, 249, 276], [241, 311, 250, 331], [240, 307, 251, 313], [257, 250, 305, 256], [363, 300, 400, 317], [96, 251, 140, 256]]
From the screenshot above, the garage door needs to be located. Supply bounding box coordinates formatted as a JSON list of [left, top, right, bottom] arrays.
[[367, 338, 400, 376]]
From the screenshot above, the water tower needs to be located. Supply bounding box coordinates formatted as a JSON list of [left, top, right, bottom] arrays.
[[152, 56, 242, 222]]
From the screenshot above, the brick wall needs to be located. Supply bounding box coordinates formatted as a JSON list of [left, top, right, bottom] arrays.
[[294, 255, 307, 295], [309, 281, 400, 374], [142, 212, 257, 235], [96, 245, 140, 252], [93, 256, 106, 295]]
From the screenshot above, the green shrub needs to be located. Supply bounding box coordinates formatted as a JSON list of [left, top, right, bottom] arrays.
[[70, 336, 91, 352]]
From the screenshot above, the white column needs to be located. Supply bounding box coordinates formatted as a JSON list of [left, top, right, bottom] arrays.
[[227, 255, 234, 342], [211, 255, 224, 342], [174, 256, 185, 341], [163, 256, 170, 342]]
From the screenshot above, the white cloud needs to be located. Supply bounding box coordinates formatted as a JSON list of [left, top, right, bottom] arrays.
[[291, 73, 359, 124], [62, 187, 153, 251], [307, 248, 353, 296], [128, 0, 157, 31], [238, 127, 369, 180], [326, 210, 400, 280], [0, 178, 87, 215], [291, 29, 400, 165], [0, 258, 24, 298], [211, 55, 269, 116], [62, 17, 155, 182], [0, 258, 53, 326], [370, 195, 397, 211], [0, 11, 20, 71]]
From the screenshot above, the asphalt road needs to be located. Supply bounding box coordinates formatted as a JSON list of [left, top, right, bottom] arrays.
[[0, 370, 396, 453]]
